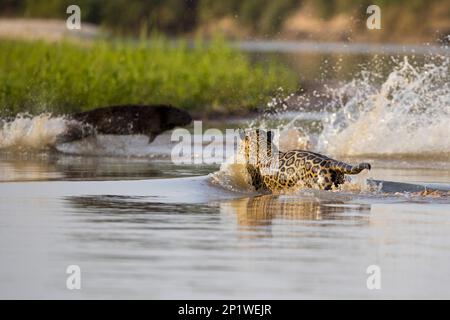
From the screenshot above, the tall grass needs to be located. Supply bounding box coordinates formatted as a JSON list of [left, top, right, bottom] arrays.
[[0, 37, 298, 116]]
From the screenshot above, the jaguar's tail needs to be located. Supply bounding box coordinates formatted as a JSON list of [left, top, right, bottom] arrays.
[[329, 161, 371, 174]]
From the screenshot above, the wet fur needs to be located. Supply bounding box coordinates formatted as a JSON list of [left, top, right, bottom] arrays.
[[242, 129, 371, 192], [57, 104, 192, 144]]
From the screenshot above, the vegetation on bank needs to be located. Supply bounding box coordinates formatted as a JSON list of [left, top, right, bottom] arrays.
[[0, 37, 298, 116]]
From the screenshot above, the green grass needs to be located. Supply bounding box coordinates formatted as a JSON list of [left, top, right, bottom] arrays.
[[0, 37, 298, 116]]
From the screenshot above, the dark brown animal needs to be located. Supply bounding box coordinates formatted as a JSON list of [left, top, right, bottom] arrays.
[[57, 104, 192, 144]]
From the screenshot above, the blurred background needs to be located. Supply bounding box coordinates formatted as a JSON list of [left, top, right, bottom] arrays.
[[1, 0, 449, 42], [0, 0, 449, 117]]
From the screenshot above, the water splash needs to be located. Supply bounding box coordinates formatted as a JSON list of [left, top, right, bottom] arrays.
[[318, 56, 450, 158], [214, 55, 450, 194], [209, 136, 255, 193], [0, 113, 175, 157], [0, 113, 68, 150], [1, 55, 449, 162], [246, 55, 450, 160]]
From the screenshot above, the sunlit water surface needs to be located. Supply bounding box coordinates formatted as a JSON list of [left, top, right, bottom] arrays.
[[1, 43, 449, 299], [1, 148, 449, 299]]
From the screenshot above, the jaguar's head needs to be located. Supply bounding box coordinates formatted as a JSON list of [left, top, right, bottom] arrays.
[[239, 128, 275, 166]]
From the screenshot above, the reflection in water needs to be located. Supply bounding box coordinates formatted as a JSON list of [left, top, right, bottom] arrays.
[[67, 193, 371, 230], [4, 179, 449, 299], [221, 194, 371, 233], [65, 193, 372, 243], [67, 195, 216, 218], [64, 195, 225, 232], [0, 153, 216, 182]]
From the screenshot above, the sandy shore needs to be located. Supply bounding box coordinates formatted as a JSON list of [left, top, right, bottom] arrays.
[[0, 18, 100, 41]]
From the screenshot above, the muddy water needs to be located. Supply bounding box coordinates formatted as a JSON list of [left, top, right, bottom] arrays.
[[1, 45, 449, 299]]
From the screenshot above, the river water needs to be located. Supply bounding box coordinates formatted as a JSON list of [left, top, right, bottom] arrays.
[[0, 43, 449, 299]]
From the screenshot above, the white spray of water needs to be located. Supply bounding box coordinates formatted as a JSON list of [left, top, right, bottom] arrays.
[[0, 113, 68, 150], [0, 113, 176, 157], [318, 56, 450, 158], [1, 56, 448, 162], [213, 56, 450, 193]]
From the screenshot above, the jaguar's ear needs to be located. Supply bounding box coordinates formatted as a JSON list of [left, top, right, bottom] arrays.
[[238, 128, 245, 139]]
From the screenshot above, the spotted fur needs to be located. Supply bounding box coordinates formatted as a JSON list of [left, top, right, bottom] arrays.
[[241, 129, 371, 192]]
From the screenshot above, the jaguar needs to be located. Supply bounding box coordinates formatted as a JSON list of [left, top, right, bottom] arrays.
[[240, 129, 371, 192]]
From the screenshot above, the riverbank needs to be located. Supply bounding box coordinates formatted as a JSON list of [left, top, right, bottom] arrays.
[[2, 1, 449, 44], [197, 1, 450, 44], [0, 37, 298, 117]]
